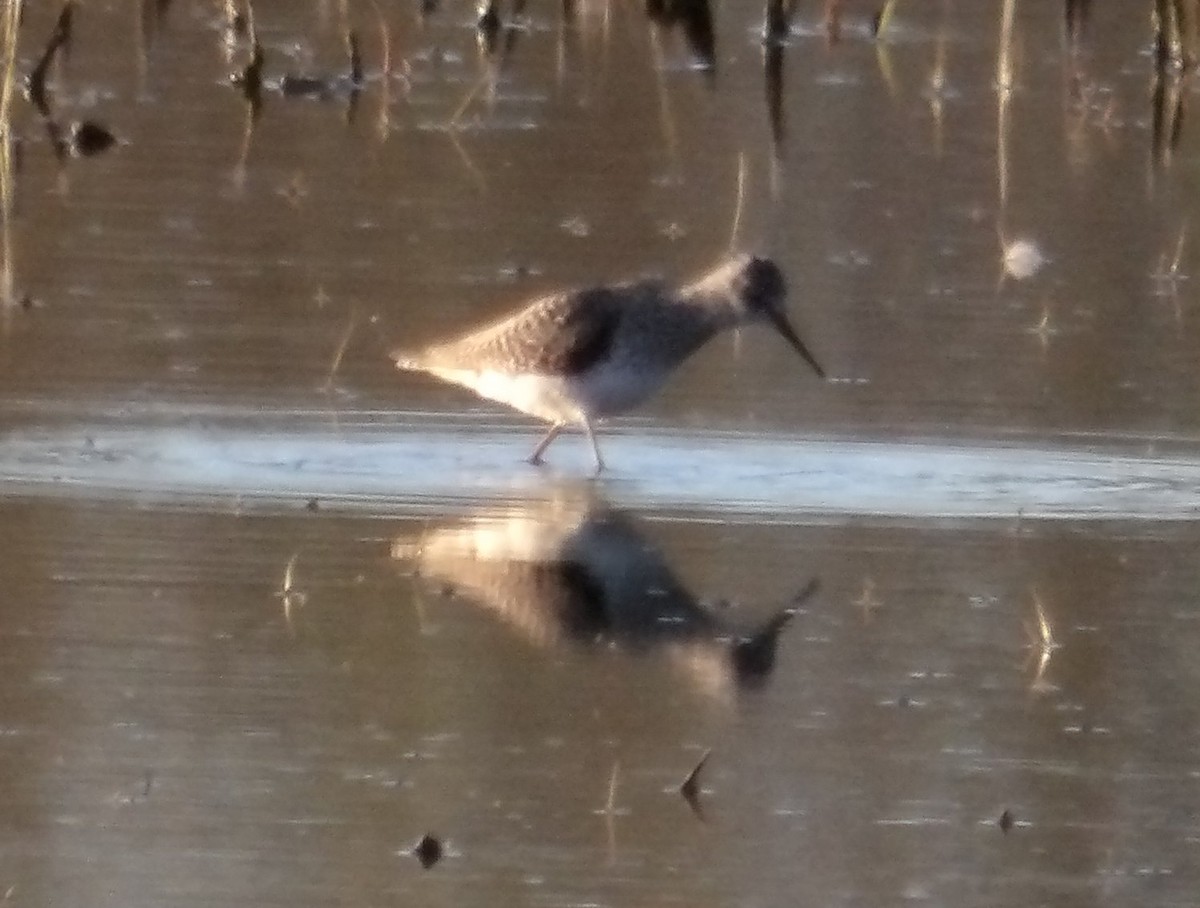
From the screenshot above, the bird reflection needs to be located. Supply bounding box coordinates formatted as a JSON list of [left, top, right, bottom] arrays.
[[764, 34, 785, 155], [392, 493, 817, 697], [644, 0, 717, 75]]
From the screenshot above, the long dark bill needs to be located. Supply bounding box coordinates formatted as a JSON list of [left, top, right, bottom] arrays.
[[766, 309, 826, 379]]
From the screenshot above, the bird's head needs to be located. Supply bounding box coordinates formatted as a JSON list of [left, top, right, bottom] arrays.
[[727, 255, 825, 380]]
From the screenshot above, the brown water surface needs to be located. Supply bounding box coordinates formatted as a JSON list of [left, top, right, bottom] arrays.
[[2, 2, 1200, 906]]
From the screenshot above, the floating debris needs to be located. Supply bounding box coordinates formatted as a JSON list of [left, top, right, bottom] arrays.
[[1002, 238, 1047, 280], [853, 577, 882, 621], [277, 78, 352, 118], [679, 748, 712, 818], [412, 833, 443, 869], [279, 31, 363, 99], [559, 215, 590, 237], [67, 120, 117, 157], [998, 808, 1014, 833]]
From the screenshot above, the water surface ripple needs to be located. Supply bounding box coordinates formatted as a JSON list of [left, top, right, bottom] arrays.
[[3, 410, 1198, 521]]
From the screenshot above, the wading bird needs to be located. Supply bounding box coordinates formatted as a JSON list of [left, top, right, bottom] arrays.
[[392, 255, 825, 471]]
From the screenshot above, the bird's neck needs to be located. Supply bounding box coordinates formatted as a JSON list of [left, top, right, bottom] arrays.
[[618, 275, 739, 368], [677, 269, 743, 331]]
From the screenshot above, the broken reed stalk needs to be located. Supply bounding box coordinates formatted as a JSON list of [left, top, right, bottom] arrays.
[[244, 0, 258, 45], [1, 0, 20, 309], [323, 307, 358, 391], [995, 0, 1016, 212], [369, 0, 398, 140], [1181, 0, 1200, 68], [0, 0, 19, 138], [1156, 0, 1176, 67], [996, 0, 1016, 93], [649, 28, 679, 173], [603, 760, 619, 815], [1153, 0, 1200, 69], [1166, 0, 1199, 69], [875, 0, 900, 39], [727, 151, 747, 252], [342, 29, 362, 84], [369, 0, 393, 76]]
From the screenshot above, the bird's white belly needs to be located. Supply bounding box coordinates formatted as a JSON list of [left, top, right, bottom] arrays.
[[427, 359, 667, 424], [567, 360, 666, 417]]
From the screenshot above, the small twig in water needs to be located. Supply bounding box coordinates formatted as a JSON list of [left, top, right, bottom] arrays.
[[323, 306, 358, 392], [874, 0, 899, 39], [1030, 590, 1057, 650], [276, 551, 308, 630], [26, 2, 75, 116], [727, 151, 747, 252], [679, 748, 711, 818], [1171, 218, 1189, 275], [448, 70, 490, 128], [603, 760, 620, 815]]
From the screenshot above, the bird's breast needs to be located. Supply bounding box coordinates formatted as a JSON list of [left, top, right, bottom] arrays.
[[566, 356, 670, 417]]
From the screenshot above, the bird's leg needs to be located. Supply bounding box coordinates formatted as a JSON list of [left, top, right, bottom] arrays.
[[529, 423, 564, 465], [583, 418, 605, 473]]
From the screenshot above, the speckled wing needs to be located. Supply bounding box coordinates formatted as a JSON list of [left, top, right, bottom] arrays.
[[409, 285, 633, 377]]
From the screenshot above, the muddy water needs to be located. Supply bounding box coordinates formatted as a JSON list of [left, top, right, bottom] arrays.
[[2, 1, 1200, 906]]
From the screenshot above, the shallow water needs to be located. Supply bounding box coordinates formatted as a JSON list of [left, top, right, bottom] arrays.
[[5, 411, 1200, 520], [3, 1, 1200, 906], [5, 493, 1200, 906]]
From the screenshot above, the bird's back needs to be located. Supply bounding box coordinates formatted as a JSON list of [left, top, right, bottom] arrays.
[[391, 273, 739, 422], [396, 281, 664, 378]]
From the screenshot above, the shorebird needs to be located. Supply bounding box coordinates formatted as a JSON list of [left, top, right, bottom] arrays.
[[391, 254, 825, 471]]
